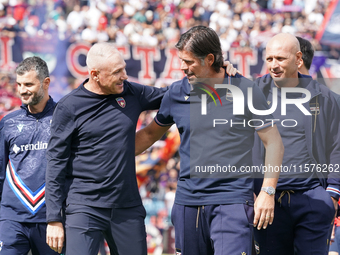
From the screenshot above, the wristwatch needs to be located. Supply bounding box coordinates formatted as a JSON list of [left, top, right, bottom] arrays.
[[261, 186, 276, 195]]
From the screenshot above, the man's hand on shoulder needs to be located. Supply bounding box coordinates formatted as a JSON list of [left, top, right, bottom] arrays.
[[223, 61, 242, 76]]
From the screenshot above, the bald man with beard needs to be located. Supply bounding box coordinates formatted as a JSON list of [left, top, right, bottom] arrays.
[[252, 33, 340, 255]]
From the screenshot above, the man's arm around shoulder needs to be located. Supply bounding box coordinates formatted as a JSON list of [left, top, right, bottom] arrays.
[[135, 120, 171, 155]]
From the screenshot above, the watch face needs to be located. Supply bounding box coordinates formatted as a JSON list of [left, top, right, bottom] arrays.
[[268, 187, 275, 195], [262, 187, 275, 195]]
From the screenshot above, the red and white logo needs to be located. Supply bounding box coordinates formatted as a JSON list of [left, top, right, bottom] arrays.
[[116, 97, 126, 108]]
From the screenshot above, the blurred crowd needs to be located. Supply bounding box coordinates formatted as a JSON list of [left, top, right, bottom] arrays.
[[0, 0, 333, 49], [0, 0, 336, 105], [0, 1, 338, 252], [0, 73, 20, 119], [0, 0, 336, 117]]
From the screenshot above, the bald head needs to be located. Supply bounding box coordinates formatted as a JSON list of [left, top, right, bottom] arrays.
[[266, 33, 300, 54], [86, 42, 121, 71], [267, 33, 300, 54], [265, 33, 302, 87]]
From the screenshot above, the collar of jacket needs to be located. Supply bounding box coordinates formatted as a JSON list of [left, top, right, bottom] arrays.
[[20, 96, 56, 118], [257, 73, 322, 99]]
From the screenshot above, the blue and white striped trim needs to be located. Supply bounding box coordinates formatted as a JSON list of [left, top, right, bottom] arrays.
[[326, 186, 340, 197], [6, 159, 45, 215]]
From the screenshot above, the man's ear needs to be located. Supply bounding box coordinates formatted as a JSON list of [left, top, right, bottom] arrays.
[[43, 77, 50, 89], [206, 53, 215, 67], [296, 51, 303, 66], [298, 59, 304, 69], [90, 69, 99, 82]]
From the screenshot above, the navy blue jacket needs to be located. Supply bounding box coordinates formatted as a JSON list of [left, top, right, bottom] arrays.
[[46, 79, 166, 223], [0, 97, 56, 222], [253, 74, 340, 199]]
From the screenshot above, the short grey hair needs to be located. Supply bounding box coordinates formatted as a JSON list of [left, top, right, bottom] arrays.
[[16, 56, 49, 83], [86, 42, 120, 71]]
